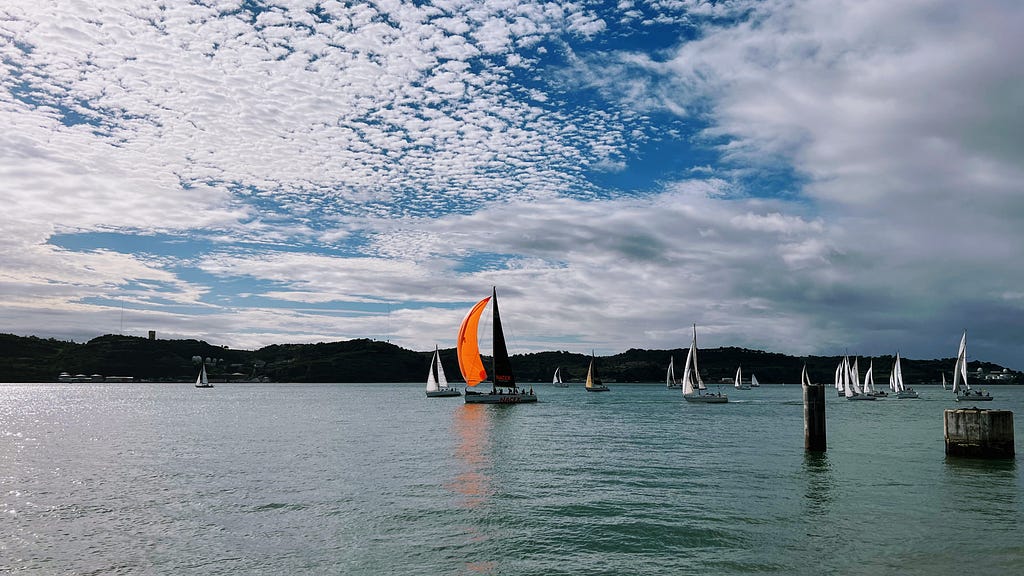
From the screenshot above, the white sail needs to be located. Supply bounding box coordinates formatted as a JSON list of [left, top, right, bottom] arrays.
[[436, 349, 448, 389], [681, 340, 696, 395], [892, 353, 904, 392], [834, 362, 843, 392], [942, 373, 948, 390], [196, 364, 208, 386], [801, 364, 812, 387], [666, 356, 676, 387], [734, 365, 743, 389], [426, 348, 441, 392], [952, 330, 968, 393], [750, 373, 759, 387], [863, 361, 875, 393], [849, 357, 863, 394], [843, 357, 855, 398], [552, 367, 562, 385]]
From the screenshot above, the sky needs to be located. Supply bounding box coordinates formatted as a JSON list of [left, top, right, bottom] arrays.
[[2, 0, 1023, 370]]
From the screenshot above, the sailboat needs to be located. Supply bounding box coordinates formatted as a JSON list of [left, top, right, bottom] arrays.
[[584, 352, 609, 392], [552, 366, 568, 387], [681, 324, 727, 403], [942, 373, 948, 390], [194, 363, 213, 388], [666, 355, 681, 388], [750, 373, 760, 387], [801, 363, 815, 387], [426, 345, 460, 397], [864, 360, 887, 397], [458, 287, 537, 404], [890, 352, 918, 399], [842, 356, 875, 400], [734, 366, 750, 390], [952, 330, 992, 402]]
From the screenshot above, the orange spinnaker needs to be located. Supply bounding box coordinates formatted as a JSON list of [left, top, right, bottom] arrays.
[[457, 296, 491, 386]]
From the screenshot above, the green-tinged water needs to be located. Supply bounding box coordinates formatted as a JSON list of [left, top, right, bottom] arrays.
[[2, 383, 1022, 575]]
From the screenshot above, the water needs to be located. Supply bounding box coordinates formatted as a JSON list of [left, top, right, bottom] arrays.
[[2, 383, 1022, 575]]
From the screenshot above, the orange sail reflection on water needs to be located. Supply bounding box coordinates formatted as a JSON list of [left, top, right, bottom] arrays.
[[448, 403, 493, 509]]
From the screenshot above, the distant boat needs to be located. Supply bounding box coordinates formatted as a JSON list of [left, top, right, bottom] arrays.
[[195, 363, 213, 388], [681, 324, 727, 403], [458, 287, 537, 404], [864, 360, 887, 397], [552, 366, 568, 387], [734, 366, 750, 390], [842, 356, 875, 401], [942, 372, 948, 390], [750, 373, 760, 387], [425, 345, 460, 397], [952, 330, 992, 402], [890, 352, 918, 399], [584, 352, 609, 392], [666, 355, 681, 389], [801, 364, 813, 387]]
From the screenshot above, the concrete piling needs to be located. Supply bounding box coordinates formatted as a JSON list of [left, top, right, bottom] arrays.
[[944, 408, 1015, 458], [803, 383, 827, 452]]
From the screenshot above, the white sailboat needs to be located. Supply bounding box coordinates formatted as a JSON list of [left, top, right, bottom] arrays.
[[750, 373, 760, 387], [801, 363, 813, 387], [459, 287, 537, 404], [682, 324, 727, 403], [864, 360, 887, 397], [942, 372, 948, 390], [194, 363, 213, 388], [552, 366, 568, 387], [426, 345, 460, 397], [734, 366, 750, 390], [890, 352, 918, 399], [952, 330, 992, 402], [666, 355, 681, 389], [584, 352, 609, 392], [843, 356, 875, 401]]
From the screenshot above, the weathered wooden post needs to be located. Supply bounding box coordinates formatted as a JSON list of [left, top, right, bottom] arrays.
[[803, 379, 826, 452], [944, 408, 1015, 458]]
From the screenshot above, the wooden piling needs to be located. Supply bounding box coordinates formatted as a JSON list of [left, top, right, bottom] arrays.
[[803, 383, 826, 452], [944, 408, 1015, 458]]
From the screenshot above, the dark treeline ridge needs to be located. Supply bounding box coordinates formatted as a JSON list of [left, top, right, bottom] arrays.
[[0, 333, 1020, 385]]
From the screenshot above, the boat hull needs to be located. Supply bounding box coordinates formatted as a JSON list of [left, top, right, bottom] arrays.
[[195, 384, 213, 388], [426, 388, 461, 397], [956, 392, 993, 402], [895, 390, 919, 399], [735, 385, 751, 390], [464, 390, 538, 404], [585, 386, 610, 392], [683, 393, 728, 403], [846, 394, 877, 401]]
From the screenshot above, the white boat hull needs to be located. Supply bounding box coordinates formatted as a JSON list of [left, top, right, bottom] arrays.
[[735, 385, 750, 390], [895, 390, 919, 399], [464, 390, 538, 404], [684, 393, 728, 403], [426, 388, 461, 397]]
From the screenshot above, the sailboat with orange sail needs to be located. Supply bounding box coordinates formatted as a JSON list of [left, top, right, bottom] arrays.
[[458, 287, 537, 404]]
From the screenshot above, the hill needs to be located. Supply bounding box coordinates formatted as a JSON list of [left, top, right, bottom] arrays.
[[0, 333, 1019, 385]]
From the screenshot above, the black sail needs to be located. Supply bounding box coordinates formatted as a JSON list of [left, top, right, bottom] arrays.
[[490, 287, 516, 388]]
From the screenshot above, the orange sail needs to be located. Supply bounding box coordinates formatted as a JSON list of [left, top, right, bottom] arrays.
[[457, 296, 491, 386]]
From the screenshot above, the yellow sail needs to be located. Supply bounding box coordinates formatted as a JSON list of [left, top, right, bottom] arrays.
[[457, 296, 491, 386], [585, 359, 594, 388]]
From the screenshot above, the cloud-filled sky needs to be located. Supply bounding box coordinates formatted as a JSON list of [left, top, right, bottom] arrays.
[[2, 0, 1023, 370]]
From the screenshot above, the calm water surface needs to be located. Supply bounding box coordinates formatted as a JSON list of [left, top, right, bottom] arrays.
[[2, 382, 1022, 575]]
